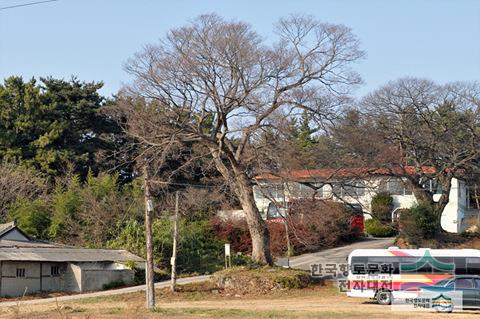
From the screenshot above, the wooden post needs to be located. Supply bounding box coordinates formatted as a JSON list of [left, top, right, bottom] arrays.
[[143, 165, 155, 310], [282, 183, 292, 265], [171, 191, 179, 292]]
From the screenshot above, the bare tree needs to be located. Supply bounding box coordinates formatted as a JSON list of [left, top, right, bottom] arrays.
[[120, 14, 364, 264], [0, 161, 47, 220], [361, 78, 480, 228]]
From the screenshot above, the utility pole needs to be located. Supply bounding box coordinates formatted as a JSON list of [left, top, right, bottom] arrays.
[[143, 165, 155, 310], [171, 191, 179, 292]]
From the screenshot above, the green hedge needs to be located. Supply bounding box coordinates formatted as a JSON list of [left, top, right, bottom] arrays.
[[365, 219, 396, 237]]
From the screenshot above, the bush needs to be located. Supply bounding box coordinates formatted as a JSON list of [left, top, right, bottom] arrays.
[[371, 192, 394, 223], [110, 217, 225, 275], [8, 198, 51, 239], [211, 200, 360, 258], [364, 219, 396, 237], [399, 203, 438, 245], [210, 217, 252, 254], [213, 266, 311, 294], [287, 200, 360, 254]]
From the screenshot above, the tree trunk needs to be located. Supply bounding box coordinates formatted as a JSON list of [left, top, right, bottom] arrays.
[[234, 171, 273, 265], [433, 175, 452, 229], [210, 150, 273, 265], [408, 174, 452, 231]]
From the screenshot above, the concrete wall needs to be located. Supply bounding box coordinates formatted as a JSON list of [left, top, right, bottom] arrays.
[[0, 261, 41, 297], [68, 262, 134, 292], [0, 261, 134, 297], [63, 263, 82, 292], [81, 268, 134, 292], [40, 262, 65, 292]]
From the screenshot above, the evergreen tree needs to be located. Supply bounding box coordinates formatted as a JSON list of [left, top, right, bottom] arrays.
[[0, 76, 128, 180]]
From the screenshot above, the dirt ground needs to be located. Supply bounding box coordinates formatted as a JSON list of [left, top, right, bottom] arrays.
[[1, 283, 479, 319]]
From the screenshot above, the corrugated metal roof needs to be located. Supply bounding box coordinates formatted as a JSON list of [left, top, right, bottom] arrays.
[[0, 240, 66, 248], [0, 243, 144, 262], [0, 222, 15, 236]]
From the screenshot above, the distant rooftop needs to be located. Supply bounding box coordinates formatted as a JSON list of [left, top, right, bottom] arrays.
[[0, 221, 17, 237], [0, 242, 144, 262], [255, 166, 438, 181]]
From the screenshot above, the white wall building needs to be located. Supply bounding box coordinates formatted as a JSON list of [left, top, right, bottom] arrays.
[[0, 222, 143, 297], [253, 168, 480, 233]]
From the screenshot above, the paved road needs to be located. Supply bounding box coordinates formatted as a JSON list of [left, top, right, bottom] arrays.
[[0, 275, 210, 308], [279, 237, 395, 271]]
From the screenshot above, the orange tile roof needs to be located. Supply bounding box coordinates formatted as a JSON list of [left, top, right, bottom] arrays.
[[255, 166, 437, 181]]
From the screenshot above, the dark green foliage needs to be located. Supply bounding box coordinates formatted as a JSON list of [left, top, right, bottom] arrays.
[[109, 218, 225, 274], [0, 76, 127, 180], [371, 192, 393, 223], [364, 219, 396, 237], [399, 202, 438, 245], [8, 198, 50, 239]]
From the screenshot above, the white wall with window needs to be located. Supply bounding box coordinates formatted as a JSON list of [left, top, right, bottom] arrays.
[[254, 175, 470, 233]]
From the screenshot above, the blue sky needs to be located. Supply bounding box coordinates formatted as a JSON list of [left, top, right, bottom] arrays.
[[0, 0, 478, 98]]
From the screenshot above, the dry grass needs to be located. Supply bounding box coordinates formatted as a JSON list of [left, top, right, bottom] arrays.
[[2, 281, 480, 319]]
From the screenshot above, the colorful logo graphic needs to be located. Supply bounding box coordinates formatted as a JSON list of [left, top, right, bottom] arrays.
[[431, 294, 453, 312], [400, 250, 455, 272]]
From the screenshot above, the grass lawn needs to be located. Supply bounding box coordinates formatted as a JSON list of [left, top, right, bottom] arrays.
[[2, 281, 480, 319]]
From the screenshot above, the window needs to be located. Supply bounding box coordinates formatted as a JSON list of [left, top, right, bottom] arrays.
[[454, 278, 474, 289], [454, 257, 467, 275], [16, 268, 25, 278], [474, 278, 480, 289], [254, 184, 284, 200], [379, 178, 411, 195], [289, 183, 319, 198], [51, 266, 60, 276], [266, 203, 285, 219], [466, 258, 480, 275], [333, 181, 366, 197], [466, 186, 480, 209], [387, 179, 405, 195]]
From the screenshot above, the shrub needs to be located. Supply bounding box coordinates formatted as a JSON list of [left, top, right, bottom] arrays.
[[399, 203, 438, 245], [110, 217, 225, 275], [8, 198, 51, 239], [287, 199, 359, 253], [213, 266, 311, 294], [364, 219, 396, 237], [371, 192, 394, 223], [273, 272, 311, 289], [210, 217, 252, 254], [211, 200, 360, 258]]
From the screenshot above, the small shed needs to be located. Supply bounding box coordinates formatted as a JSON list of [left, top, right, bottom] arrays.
[[0, 222, 144, 297]]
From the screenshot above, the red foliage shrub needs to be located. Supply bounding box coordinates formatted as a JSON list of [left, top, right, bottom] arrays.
[[210, 216, 252, 253], [266, 222, 289, 256], [210, 199, 360, 257], [286, 199, 359, 253]]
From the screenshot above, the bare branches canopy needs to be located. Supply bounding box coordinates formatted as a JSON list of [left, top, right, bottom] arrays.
[[120, 14, 364, 263]]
